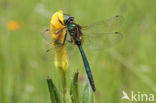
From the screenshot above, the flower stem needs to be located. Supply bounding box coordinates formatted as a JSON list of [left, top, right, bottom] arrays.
[[60, 70, 66, 102], [61, 71, 66, 93]]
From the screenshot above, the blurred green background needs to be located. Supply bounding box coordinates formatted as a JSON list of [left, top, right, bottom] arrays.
[[0, 0, 156, 103]]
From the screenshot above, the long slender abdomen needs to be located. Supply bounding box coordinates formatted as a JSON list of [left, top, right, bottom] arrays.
[[78, 44, 96, 91]]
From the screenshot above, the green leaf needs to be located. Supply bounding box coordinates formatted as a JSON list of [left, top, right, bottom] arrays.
[[47, 76, 61, 103], [70, 70, 79, 103], [81, 77, 96, 103], [81, 78, 89, 103], [65, 89, 73, 103], [90, 92, 96, 103]]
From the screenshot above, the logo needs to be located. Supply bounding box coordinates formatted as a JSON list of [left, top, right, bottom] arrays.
[[121, 90, 155, 102]]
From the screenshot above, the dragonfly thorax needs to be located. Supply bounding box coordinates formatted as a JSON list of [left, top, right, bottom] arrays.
[[67, 23, 83, 45], [68, 23, 76, 36]]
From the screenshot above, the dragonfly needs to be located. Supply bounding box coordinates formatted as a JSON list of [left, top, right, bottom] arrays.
[[42, 10, 123, 92]]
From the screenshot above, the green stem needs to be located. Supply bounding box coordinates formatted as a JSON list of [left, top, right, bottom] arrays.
[[61, 71, 66, 93], [60, 70, 66, 102]]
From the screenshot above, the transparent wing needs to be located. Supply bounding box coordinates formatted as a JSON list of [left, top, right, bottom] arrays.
[[42, 46, 54, 61], [81, 15, 124, 50], [41, 28, 78, 62], [42, 41, 79, 69], [82, 32, 123, 50], [42, 28, 52, 44], [82, 15, 124, 33], [41, 29, 99, 71]]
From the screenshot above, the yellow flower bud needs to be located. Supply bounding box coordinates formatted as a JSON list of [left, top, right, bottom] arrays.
[[50, 10, 69, 72]]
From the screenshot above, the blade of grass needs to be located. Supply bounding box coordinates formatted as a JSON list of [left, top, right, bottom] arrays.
[[47, 76, 61, 103]]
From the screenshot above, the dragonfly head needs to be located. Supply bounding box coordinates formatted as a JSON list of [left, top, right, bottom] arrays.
[[63, 14, 74, 25]]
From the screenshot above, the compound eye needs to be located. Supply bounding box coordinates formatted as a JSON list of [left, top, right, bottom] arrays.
[[70, 17, 74, 21]]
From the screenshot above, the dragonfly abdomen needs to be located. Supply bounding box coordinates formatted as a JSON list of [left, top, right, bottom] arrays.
[[78, 44, 96, 91]]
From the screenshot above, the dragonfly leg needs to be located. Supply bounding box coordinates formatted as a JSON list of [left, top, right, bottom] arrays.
[[52, 25, 66, 35], [62, 31, 68, 45], [62, 31, 74, 45], [57, 17, 65, 26]]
